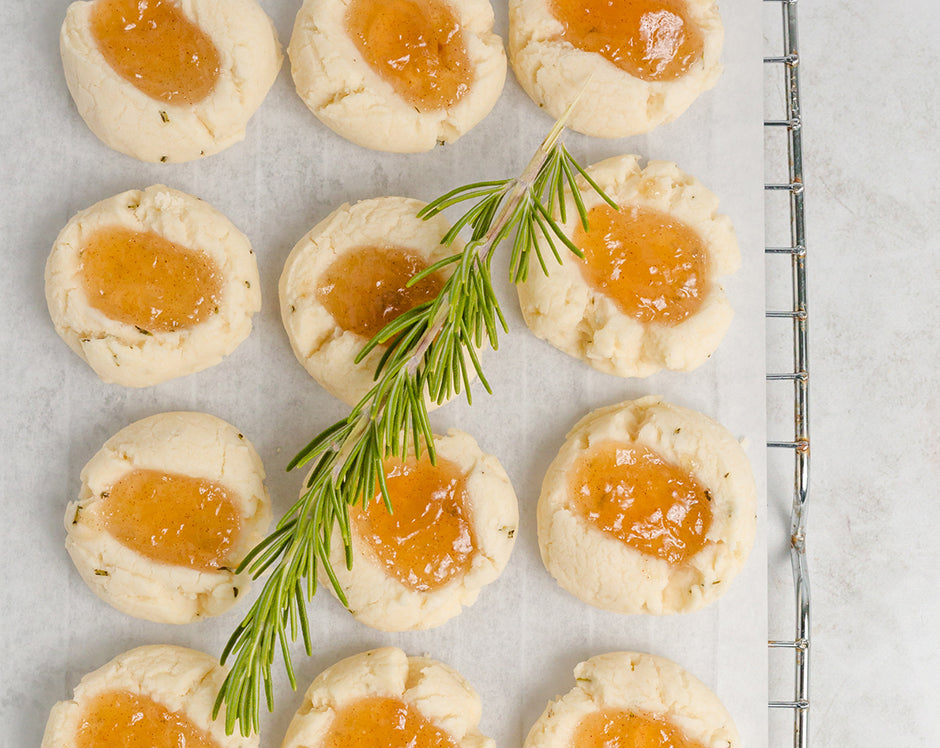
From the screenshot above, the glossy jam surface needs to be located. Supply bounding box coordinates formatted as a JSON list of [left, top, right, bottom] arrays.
[[353, 454, 475, 591], [576, 204, 707, 326], [98, 469, 241, 571], [90, 0, 221, 104], [325, 696, 458, 748], [317, 245, 444, 340], [345, 0, 472, 110], [574, 708, 706, 748], [76, 690, 219, 748], [550, 0, 705, 82], [568, 441, 712, 564], [80, 226, 222, 333]]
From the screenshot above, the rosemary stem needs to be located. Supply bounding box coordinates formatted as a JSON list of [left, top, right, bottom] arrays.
[[214, 108, 620, 735], [405, 123, 569, 375], [328, 412, 370, 481], [484, 119, 569, 260], [405, 304, 450, 377]]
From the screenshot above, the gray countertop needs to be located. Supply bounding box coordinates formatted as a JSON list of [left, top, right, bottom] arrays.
[[770, 1, 939, 744]]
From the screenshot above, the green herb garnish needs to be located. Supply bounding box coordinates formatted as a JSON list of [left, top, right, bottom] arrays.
[[214, 116, 613, 735]]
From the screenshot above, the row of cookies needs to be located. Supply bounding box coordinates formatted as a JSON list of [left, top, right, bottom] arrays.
[[46, 154, 737, 391], [62, 0, 725, 159], [65, 393, 754, 628], [43, 646, 740, 747], [65, 411, 518, 627]]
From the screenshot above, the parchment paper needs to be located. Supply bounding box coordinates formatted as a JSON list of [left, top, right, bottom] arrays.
[[0, 1, 766, 745]]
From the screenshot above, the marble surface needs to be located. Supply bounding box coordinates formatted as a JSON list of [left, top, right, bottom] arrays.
[[766, 1, 940, 745]]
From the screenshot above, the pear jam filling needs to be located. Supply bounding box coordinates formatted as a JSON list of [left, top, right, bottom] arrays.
[[90, 0, 221, 105], [324, 695, 458, 748], [316, 245, 444, 340], [567, 441, 712, 564], [97, 468, 242, 572], [76, 690, 220, 748], [573, 707, 706, 748], [549, 0, 705, 82], [345, 0, 473, 110], [353, 454, 476, 592], [575, 204, 708, 326], [79, 226, 223, 334]]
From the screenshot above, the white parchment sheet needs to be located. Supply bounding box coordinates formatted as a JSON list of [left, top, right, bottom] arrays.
[[0, 1, 766, 745]]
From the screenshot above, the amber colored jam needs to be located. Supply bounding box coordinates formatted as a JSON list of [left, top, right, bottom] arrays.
[[76, 690, 220, 748], [576, 204, 708, 326], [325, 696, 458, 748], [90, 0, 220, 105], [317, 245, 444, 340], [573, 707, 706, 748], [79, 226, 222, 333], [345, 0, 472, 110], [550, 0, 705, 82], [352, 454, 475, 591], [97, 468, 241, 571], [568, 441, 712, 564]]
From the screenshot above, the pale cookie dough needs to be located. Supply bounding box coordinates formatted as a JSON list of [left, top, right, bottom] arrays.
[[524, 652, 739, 748], [41, 645, 257, 748], [509, 0, 723, 137], [323, 429, 518, 631], [45, 185, 261, 387], [61, 0, 282, 162], [281, 647, 494, 748], [538, 396, 756, 615], [289, 0, 506, 152], [65, 412, 271, 624], [517, 155, 739, 378], [280, 196, 463, 407]]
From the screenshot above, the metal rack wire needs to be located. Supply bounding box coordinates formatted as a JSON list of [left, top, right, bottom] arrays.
[[764, 0, 810, 746]]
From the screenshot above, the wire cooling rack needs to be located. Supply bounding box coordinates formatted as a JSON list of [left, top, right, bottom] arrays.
[[764, 1, 810, 746]]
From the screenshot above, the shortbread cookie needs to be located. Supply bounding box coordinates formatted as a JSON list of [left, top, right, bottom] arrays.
[[524, 652, 739, 748], [45, 185, 261, 387], [517, 155, 738, 378], [509, 0, 723, 137], [322, 429, 517, 631], [60, 0, 281, 162], [42, 645, 256, 748], [65, 412, 270, 623], [280, 196, 463, 406], [538, 396, 756, 614], [281, 647, 494, 748], [289, 0, 506, 152]]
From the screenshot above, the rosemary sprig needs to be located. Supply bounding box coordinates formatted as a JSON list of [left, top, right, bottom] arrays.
[[213, 117, 614, 735]]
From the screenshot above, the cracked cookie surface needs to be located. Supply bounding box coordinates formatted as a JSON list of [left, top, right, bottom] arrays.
[[64, 412, 270, 623], [288, 0, 505, 152]]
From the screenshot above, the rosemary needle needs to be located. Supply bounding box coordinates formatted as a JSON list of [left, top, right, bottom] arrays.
[[213, 116, 614, 736]]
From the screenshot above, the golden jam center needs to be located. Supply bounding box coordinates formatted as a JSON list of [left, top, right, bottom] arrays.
[[576, 204, 708, 326], [345, 0, 473, 111], [316, 245, 444, 340], [76, 690, 220, 748], [325, 696, 458, 748], [97, 468, 241, 571], [574, 708, 706, 748], [550, 0, 705, 82], [90, 0, 221, 105], [568, 441, 712, 564], [352, 454, 476, 592], [79, 226, 222, 334]]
